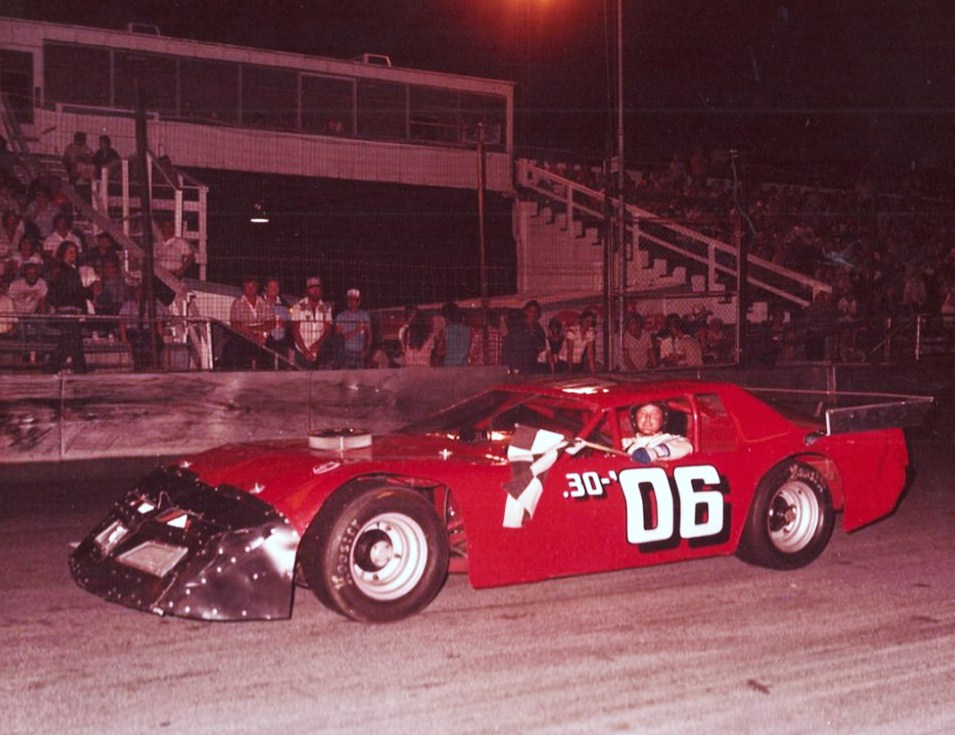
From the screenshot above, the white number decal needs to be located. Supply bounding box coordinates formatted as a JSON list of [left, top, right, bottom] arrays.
[[581, 471, 604, 496], [674, 465, 723, 539], [619, 467, 674, 543], [566, 473, 586, 498], [619, 464, 724, 544]]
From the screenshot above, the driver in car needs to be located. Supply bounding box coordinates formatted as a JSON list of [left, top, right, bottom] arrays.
[[623, 402, 694, 463]]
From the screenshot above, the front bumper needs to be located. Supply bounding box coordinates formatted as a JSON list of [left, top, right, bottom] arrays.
[[69, 467, 300, 621]]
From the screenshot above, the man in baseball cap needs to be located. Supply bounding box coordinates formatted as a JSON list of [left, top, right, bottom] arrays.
[[336, 287, 371, 369], [290, 276, 333, 368]]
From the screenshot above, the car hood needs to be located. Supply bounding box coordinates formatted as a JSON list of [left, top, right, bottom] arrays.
[[178, 433, 507, 523]]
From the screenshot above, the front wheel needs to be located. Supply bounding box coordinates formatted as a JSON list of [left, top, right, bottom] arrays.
[[737, 461, 834, 570], [299, 487, 449, 622]]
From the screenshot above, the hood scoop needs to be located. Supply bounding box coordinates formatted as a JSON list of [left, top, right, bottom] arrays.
[[308, 428, 373, 451]]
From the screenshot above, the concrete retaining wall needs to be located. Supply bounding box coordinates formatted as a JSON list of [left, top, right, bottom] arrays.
[[1, 361, 949, 466]]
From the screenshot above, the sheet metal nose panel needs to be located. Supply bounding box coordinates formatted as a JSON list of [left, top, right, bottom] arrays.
[[69, 468, 300, 621]]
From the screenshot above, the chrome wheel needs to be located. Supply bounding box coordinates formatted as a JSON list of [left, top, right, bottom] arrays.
[[767, 480, 821, 554], [350, 512, 428, 601]]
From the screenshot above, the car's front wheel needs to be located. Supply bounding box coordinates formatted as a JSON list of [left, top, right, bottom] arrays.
[[299, 487, 449, 622], [737, 461, 834, 570]]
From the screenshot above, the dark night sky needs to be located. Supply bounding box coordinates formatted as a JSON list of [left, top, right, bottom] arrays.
[[9, 0, 955, 175], [6, 1, 955, 305]]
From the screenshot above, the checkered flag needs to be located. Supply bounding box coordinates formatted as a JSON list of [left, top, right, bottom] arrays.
[[502, 425, 569, 528]]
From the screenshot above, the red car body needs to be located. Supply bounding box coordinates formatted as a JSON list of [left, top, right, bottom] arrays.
[[70, 378, 914, 622]]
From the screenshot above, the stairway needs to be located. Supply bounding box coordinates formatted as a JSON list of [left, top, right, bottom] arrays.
[[515, 159, 831, 313]]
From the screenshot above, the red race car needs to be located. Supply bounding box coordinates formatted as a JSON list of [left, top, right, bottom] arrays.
[[70, 378, 930, 623]]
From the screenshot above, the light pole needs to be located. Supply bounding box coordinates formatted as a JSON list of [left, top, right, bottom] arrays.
[[604, 0, 626, 371]]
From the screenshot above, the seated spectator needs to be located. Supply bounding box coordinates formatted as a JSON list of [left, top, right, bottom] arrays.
[[84, 232, 123, 274], [23, 186, 58, 239], [0, 279, 14, 337], [0, 211, 24, 263], [42, 213, 83, 261], [154, 218, 196, 279], [7, 262, 48, 316], [0, 179, 21, 217], [92, 256, 126, 317], [10, 235, 43, 276]]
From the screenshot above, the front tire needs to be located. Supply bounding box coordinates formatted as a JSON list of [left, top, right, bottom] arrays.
[[299, 487, 449, 622], [737, 461, 834, 570]]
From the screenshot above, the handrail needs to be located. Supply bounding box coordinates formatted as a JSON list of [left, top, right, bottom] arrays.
[[516, 159, 832, 308]]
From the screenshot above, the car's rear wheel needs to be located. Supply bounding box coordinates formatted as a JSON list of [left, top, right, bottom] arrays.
[[299, 487, 449, 622], [737, 461, 834, 570]]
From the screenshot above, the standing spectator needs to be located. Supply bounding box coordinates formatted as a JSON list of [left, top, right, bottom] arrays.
[[435, 301, 470, 366], [468, 309, 503, 366], [290, 276, 334, 369], [562, 310, 597, 373], [699, 317, 732, 364], [154, 218, 195, 279], [223, 275, 269, 370], [0, 136, 16, 181], [336, 288, 372, 369], [523, 299, 547, 371], [92, 135, 121, 178], [118, 283, 168, 371], [46, 241, 90, 373], [42, 212, 83, 260], [545, 316, 567, 373], [658, 314, 702, 367], [402, 310, 436, 367], [397, 305, 418, 358], [62, 132, 94, 186], [620, 313, 657, 371], [502, 308, 537, 374], [262, 276, 291, 366]]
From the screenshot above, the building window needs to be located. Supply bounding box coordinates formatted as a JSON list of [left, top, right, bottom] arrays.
[[409, 87, 460, 144], [180, 59, 239, 124], [356, 81, 407, 139], [43, 43, 110, 107], [301, 74, 353, 135], [0, 50, 34, 123], [242, 65, 296, 130], [114, 51, 178, 116]]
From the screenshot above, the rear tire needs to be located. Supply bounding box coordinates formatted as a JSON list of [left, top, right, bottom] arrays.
[[299, 487, 449, 622], [737, 461, 834, 570]]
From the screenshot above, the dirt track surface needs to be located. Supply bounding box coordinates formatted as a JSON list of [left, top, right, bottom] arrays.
[[2, 434, 954, 735]]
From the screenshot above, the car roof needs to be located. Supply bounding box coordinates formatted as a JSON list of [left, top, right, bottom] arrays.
[[499, 376, 743, 408]]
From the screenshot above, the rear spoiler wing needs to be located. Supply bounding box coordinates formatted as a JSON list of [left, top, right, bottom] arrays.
[[751, 389, 935, 436]]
